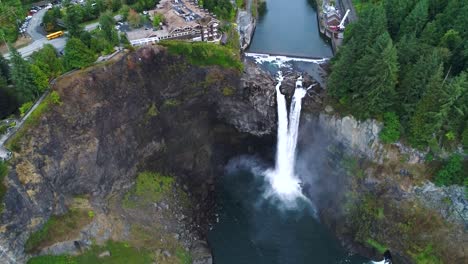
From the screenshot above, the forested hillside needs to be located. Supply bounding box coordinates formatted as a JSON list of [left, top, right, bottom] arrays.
[[328, 0, 468, 153]]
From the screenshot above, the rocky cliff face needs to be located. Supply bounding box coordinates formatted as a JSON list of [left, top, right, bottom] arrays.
[[237, 1, 256, 50], [0, 47, 280, 263], [300, 110, 467, 263]]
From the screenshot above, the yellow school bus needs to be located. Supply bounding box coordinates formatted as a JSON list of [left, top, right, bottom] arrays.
[[46, 31, 64, 40]]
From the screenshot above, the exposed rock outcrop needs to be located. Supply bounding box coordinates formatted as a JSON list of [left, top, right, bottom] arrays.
[[0, 46, 279, 263], [237, 4, 256, 50]]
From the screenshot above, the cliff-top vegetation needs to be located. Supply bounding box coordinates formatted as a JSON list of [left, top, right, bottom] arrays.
[[161, 41, 243, 71], [329, 0, 467, 153]]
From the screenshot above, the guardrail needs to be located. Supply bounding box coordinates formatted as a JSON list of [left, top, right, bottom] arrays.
[[129, 31, 201, 46]]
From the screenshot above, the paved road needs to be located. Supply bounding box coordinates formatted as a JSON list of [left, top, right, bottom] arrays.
[[4, 11, 100, 59], [27, 8, 47, 41]]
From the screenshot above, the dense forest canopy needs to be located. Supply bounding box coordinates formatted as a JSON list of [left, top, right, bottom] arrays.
[[328, 0, 468, 152]]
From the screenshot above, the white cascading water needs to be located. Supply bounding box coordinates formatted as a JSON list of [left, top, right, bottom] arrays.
[[264, 72, 307, 202]]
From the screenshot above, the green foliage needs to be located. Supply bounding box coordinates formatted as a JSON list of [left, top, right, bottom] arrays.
[[412, 244, 442, 264], [462, 125, 468, 153], [25, 209, 92, 253], [152, 13, 164, 28], [19, 101, 33, 117], [7, 91, 62, 152], [163, 99, 181, 108], [127, 9, 142, 28], [63, 38, 96, 70], [9, 47, 40, 103], [42, 7, 63, 32], [201, 0, 235, 20], [64, 4, 85, 38], [27, 240, 154, 264], [222, 24, 241, 58], [0, 0, 25, 42], [347, 193, 384, 242], [162, 41, 243, 70], [99, 11, 119, 46], [342, 155, 365, 179], [0, 86, 19, 120], [222, 87, 234, 96], [123, 172, 174, 208], [87, 210, 95, 219], [30, 65, 49, 94], [330, 0, 468, 151], [380, 112, 401, 143], [176, 247, 192, 264], [235, 0, 245, 9], [257, 0, 267, 17], [366, 238, 387, 254], [147, 103, 159, 117], [49, 91, 62, 105], [0, 161, 8, 213], [31, 44, 64, 79], [434, 154, 465, 186]]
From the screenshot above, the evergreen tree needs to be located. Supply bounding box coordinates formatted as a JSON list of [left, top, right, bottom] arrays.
[[397, 49, 447, 123], [9, 47, 39, 103], [398, 0, 429, 38], [328, 5, 388, 105], [408, 65, 446, 148], [0, 54, 10, 83], [441, 72, 468, 145], [63, 38, 96, 70], [384, 0, 416, 38], [0, 86, 18, 119], [351, 32, 399, 117]]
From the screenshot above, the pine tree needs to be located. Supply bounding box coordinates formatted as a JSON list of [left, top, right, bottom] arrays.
[[9, 47, 39, 103], [398, 0, 429, 39], [397, 48, 447, 123], [408, 65, 446, 148], [328, 5, 388, 107], [384, 0, 416, 38], [352, 32, 399, 118]]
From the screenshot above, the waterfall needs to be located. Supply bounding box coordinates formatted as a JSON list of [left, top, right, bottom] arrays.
[[265, 73, 307, 202]]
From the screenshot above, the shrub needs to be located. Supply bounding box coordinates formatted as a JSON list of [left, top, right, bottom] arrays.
[[25, 209, 92, 253], [19, 101, 34, 117], [412, 244, 442, 264], [123, 172, 174, 208], [7, 91, 62, 152], [366, 238, 387, 254], [434, 154, 464, 186], [27, 241, 153, 264], [163, 99, 181, 108], [49, 91, 62, 105], [161, 41, 243, 70], [379, 112, 400, 144], [222, 87, 234, 96]]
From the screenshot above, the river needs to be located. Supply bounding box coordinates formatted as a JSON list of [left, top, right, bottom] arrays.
[[247, 0, 333, 58], [207, 1, 372, 263]]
